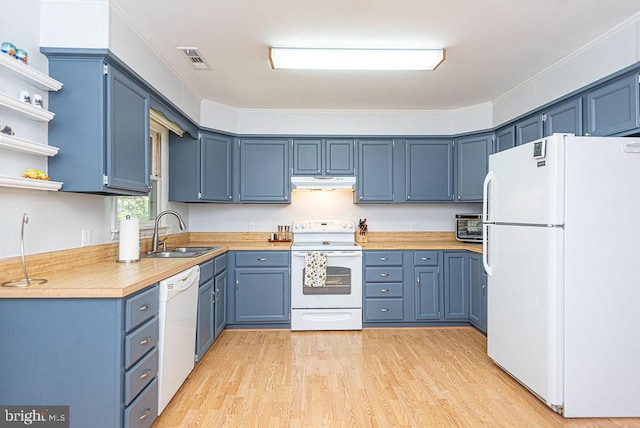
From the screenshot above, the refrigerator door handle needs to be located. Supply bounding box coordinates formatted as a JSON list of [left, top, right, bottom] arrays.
[[483, 223, 492, 276], [483, 170, 494, 223]]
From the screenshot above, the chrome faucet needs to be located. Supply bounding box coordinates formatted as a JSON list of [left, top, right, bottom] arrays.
[[151, 210, 186, 252]]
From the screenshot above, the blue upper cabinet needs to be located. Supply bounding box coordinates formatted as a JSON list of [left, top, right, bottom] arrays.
[[325, 139, 355, 175], [355, 139, 397, 203], [515, 114, 543, 146], [201, 133, 233, 201], [494, 125, 515, 152], [585, 73, 640, 136], [405, 139, 454, 202], [543, 97, 583, 137], [237, 138, 290, 203], [292, 138, 354, 176], [292, 139, 322, 175], [45, 54, 150, 195], [455, 133, 491, 202], [169, 131, 233, 202]]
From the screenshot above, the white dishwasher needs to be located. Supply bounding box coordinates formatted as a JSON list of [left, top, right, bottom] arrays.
[[158, 265, 200, 414]]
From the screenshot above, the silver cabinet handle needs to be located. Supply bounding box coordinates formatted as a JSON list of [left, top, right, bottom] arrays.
[[379, 273, 389, 277], [235, 279, 239, 289], [380, 308, 390, 312], [138, 408, 151, 421], [359, 196, 363, 200], [139, 368, 152, 380], [139, 303, 151, 311], [139, 336, 152, 345], [457, 195, 461, 200], [257, 257, 267, 261], [284, 196, 288, 200], [421, 257, 431, 261], [380, 289, 389, 293], [326, 170, 330, 173], [417, 277, 420, 287], [379, 257, 388, 261], [228, 195, 232, 200], [317, 169, 321, 173], [482, 284, 486, 293]]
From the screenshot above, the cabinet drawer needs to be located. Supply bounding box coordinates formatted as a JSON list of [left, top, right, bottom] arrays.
[[200, 259, 215, 283], [125, 318, 159, 369], [364, 267, 403, 282], [125, 286, 159, 333], [414, 251, 439, 266], [365, 299, 403, 320], [235, 251, 289, 267], [214, 253, 228, 274], [124, 378, 158, 428], [124, 347, 158, 405], [364, 251, 403, 266], [365, 282, 403, 298]]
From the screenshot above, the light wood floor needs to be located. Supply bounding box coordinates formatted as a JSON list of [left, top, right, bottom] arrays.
[[152, 327, 640, 427]]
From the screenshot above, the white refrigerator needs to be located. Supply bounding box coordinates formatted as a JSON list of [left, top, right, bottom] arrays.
[[482, 133, 640, 417]]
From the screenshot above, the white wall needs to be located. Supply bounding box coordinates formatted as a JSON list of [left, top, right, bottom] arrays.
[[200, 102, 494, 136], [188, 191, 480, 233]]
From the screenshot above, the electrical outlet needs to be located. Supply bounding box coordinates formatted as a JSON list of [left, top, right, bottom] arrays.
[[248, 222, 255, 231], [81, 229, 91, 247], [409, 221, 417, 231]]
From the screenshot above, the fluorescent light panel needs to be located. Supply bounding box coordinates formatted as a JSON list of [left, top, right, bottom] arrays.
[[269, 48, 445, 71]]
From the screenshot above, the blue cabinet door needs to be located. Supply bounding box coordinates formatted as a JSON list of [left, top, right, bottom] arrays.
[[455, 133, 491, 202], [543, 97, 583, 137], [46, 55, 150, 195], [238, 139, 290, 203], [405, 139, 454, 202], [325, 139, 355, 175], [468, 253, 487, 333], [586, 73, 640, 136], [356, 139, 395, 202], [106, 65, 150, 193], [515, 115, 543, 146], [196, 278, 214, 362], [292, 139, 322, 175], [201, 132, 233, 201], [214, 269, 227, 338], [414, 267, 440, 320], [443, 252, 469, 320], [169, 132, 199, 202], [494, 126, 515, 152], [234, 268, 290, 322]]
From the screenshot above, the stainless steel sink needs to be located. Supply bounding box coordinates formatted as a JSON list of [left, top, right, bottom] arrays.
[[143, 246, 221, 258]]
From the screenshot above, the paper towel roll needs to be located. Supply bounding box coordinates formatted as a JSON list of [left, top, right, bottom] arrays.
[[118, 217, 140, 262]]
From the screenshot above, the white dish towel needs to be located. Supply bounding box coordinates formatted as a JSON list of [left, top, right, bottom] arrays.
[[304, 252, 327, 287]]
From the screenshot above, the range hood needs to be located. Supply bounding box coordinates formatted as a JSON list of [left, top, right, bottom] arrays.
[[291, 176, 356, 191]]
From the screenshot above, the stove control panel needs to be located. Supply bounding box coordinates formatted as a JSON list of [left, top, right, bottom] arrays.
[[292, 219, 356, 233]]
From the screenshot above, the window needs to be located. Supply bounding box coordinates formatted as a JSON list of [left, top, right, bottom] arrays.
[[112, 119, 168, 232]]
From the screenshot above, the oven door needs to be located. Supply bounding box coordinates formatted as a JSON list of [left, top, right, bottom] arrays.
[[291, 250, 362, 309]]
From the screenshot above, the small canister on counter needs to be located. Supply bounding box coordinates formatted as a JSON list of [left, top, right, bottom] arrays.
[[1, 42, 16, 57], [15, 48, 27, 64]]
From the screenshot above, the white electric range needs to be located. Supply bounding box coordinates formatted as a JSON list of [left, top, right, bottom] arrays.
[[290, 219, 363, 331]]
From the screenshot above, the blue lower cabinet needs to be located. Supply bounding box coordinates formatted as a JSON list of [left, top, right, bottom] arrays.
[[227, 251, 290, 326], [0, 285, 160, 428], [196, 255, 227, 364], [414, 267, 441, 320], [468, 253, 488, 333], [443, 252, 469, 320]]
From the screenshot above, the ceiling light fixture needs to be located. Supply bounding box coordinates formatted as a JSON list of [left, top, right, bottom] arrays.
[[269, 47, 445, 71]]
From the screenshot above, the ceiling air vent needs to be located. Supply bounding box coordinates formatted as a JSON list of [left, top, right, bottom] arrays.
[[177, 47, 209, 70]]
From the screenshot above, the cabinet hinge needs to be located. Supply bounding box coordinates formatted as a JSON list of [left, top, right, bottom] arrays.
[[198, 131, 202, 140], [288, 312, 291, 320], [198, 192, 202, 199], [541, 113, 547, 122], [103, 64, 109, 75], [491, 134, 496, 142], [638, 74, 640, 84], [102, 174, 108, 185], [194, 354, 199, 363]]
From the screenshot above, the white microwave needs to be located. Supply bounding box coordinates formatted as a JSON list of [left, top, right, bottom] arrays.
[[455, 214, 483, 243]]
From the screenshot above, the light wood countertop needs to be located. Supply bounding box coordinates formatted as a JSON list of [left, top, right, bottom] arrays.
[[0, 232, 481, 299]]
